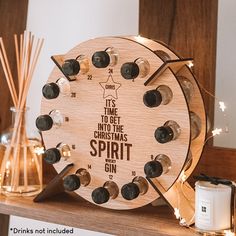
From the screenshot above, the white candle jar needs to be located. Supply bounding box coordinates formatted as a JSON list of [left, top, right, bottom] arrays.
[[195, 181, 232, 231]]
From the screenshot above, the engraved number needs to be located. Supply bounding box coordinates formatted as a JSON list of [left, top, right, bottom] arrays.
[[71, 92, 76, 98]]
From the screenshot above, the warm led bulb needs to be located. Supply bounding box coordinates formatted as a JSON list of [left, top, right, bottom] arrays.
[[219, 101, 226, 112], [56, 77, 71, 96], [34, 146, 45, 155], [188, 61, 194, 68], [179, 171, 187, 183], [134, 35, 145, 43], [223, 230, 235, 236], [174, 208, 181, 219], [49, 110, 64, 127], [212, 128, 222, 136]]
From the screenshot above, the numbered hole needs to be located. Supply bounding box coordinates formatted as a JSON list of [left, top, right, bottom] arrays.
[[49, 110, 64, 127], [103, 181, 119, 199], [133, 176, 148, 195], [92, 47, 118, 68], [75, 168, 91, 187], [76, 55, 89, 74], [134, 58, 150, 78], [56, 77, 71, 96], [56, 143, 71, 159]]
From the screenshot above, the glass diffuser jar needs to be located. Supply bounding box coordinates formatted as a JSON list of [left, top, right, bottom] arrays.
[[0, 107, 43, 196]]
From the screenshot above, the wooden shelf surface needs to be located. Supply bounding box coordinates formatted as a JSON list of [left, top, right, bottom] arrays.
[[0, 192, 198, 236]]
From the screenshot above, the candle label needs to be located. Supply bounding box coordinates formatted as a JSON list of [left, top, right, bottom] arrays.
[[198, 199, 212, 225]]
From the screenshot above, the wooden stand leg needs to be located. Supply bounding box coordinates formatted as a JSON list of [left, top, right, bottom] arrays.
[[0, 213, 9, 236], [34, 163, 74, 202]]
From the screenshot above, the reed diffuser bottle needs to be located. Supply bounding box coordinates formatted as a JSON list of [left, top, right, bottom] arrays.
[[0, 107, 43, 196], [0, 32, 44, 196]]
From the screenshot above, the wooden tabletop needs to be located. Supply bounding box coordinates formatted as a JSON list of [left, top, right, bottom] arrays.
[[0, 192, 199, 236]]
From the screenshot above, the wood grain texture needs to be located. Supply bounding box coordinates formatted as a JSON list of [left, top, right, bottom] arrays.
[[0, 0, 28, 133], [40, 36, 207, 210], [0, 193, 199, 236], [194, 146, 236, 182], [0, 213, 9, 236]]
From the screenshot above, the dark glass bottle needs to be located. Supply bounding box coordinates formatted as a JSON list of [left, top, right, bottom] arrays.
[[92, 47, 118, 68], [42, 78, 71, 100], [63, 169, 90, 191], [143, 85, 173, 107], [144, 154, 171, 178], [121, 58, 150, 80], [121, 176, 148, 200], [91, 181, 118, 204], [43, 143, 71, 164], [190, 111, 202, 140], [177, 76, 194, 103], [155, 120, 181, 144], [36, 110, 64, 131], [62, 55, 89, 76]]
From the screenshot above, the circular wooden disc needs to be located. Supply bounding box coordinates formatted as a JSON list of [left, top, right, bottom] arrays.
[[40, 36, 204, 210]]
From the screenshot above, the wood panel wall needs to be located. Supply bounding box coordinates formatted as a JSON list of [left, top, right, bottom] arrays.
[[139, 0, 217, 123], [139, 0, 236, 182], [0, 0, 28, 132]]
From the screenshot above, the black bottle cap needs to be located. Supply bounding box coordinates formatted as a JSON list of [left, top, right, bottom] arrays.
[[143, 89, 162, 107], [121, 182, 140, 200], [35, 115, 53, 131], [92, 187, 110, 204], [43, 148, 61, 164], [62, 59, 80, 76], [42, 83, 60, 100], [92, 51, 110, 68], [144, 160, 163, 178], [154, 126, 174, 143], [63, 174, 81, 191], [120, 62, 139, 80]]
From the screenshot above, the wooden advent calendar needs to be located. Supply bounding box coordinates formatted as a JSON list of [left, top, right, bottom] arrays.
[[37, 36, 206, 225]]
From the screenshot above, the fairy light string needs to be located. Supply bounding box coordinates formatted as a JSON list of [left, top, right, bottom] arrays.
[[172, 63, 233, 235]]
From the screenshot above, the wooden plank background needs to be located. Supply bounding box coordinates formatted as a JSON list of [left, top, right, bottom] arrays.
[[139, 0, 217, 126], [0, 0, 28, 132]]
